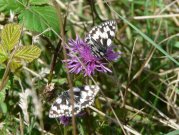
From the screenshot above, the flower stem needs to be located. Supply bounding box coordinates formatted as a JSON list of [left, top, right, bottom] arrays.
[[52, 1, 76, 134]]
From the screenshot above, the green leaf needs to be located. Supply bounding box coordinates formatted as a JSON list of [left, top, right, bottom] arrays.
[[14, 45, 41, 63], [29, 0, 49, 5], [10, 58, 23, 72], [52, 78, 67, 85], [174, 42, 179, 48], [165, 130, 179, 135], [0, 0, 24, 14], [1, 24, 21, 51], [19, 6, 60, 37], [0, 45, 8, 63], [78, 123, 85, 135], [9, 45, 41, 71], [0, 91, 5, 103], [0, 80, 10, 104], [0, 102, 7, 114]]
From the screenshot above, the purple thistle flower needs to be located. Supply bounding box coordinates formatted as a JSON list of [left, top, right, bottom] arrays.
[[59, 116, 71, 126], [65, 36, 120, 76], [59, 112, 86, 126], [105, 46, 121, 61]]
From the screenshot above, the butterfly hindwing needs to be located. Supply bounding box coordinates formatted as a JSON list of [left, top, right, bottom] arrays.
[[85, 20, 117, 57], [48, 90, 81, 118], [49, 85, 99, 118]]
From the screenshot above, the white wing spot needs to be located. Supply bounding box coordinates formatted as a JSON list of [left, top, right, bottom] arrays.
[[101, 32, 108, 39], [92, 34, 99, 40], [56, 98, 62, 104], [52, 106, 57, 111], [84, 85, 90, 90], [110, 31, 115, 37], [100, 39, 103, 44], [73, 87, 80, 92], [106, 26, 110, 32], [107, 39, 112, 46]]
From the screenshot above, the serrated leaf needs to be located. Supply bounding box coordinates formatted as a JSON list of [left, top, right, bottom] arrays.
[[0, 45, 8, 63], [10, 45, 41, 71], [0, 0, 24, 14], [14, 45, 41, 63], [18, 6, 60, 37], [29, 0, 49, 5], [1, 24, 21, 51], [10, 58, 22, 72], [0, 54, 7, 64]]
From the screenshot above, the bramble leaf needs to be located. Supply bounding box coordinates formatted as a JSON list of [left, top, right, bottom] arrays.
[[14, 45, 41, 63], [1, 24, 21, 51], [10, 58, 23, 72], [10, 45, 41, 71], [0, 45, 8, 63], [29, 0, 49, 5], [0, 0, 24, 14], [18, 6, 60, 37]]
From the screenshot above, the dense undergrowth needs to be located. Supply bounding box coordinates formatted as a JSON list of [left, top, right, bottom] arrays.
[[0, 0, 179, 135]]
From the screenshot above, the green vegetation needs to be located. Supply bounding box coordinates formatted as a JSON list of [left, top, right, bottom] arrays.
[[0, 0, 178, 135]]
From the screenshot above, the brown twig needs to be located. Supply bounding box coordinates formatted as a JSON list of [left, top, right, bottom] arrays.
[[48, 14, 68, 83], [19, 113, 24, 135], [48, 39, 62, 83], [88, 0, 103, 21], [52, 1, 76, 135]]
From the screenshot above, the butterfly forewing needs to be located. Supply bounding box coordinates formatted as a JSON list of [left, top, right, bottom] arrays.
[[49, 85, 99, 118], [85, 20, 117, 57]]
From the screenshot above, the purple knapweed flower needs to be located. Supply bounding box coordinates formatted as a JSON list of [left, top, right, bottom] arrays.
[[65, 36, 120, 76], [59, 116, 71, 126], [59, 112, 86, 126]]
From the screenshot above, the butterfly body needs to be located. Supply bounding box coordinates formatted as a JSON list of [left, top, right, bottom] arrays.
[[49, 85, 99, 118], [85, 20, 117, 58]]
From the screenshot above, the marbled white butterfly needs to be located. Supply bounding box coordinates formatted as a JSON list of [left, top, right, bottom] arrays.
[[49, 85, 99, 118], [85, 20, 117, 58]]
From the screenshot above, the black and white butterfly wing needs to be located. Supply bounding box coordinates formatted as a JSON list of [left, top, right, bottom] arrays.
[[49, 90, 81, 118], [80, 85, 99, 109], [49, 85, 99, 118], [85, 20, 117, 57]]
